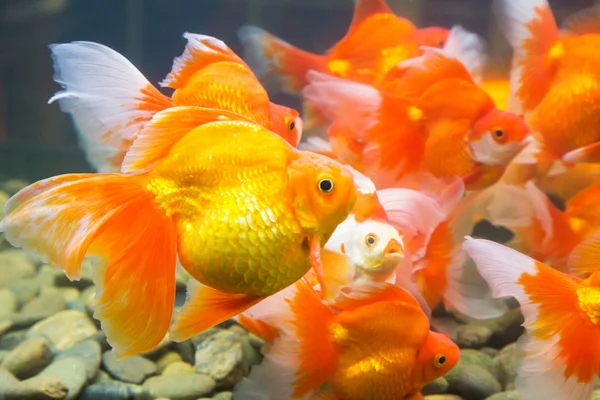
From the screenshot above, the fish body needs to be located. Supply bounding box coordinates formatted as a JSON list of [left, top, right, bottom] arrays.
[[0, 113, 357, 358], [497, 0, 600, 165], [49, 33, 302, 173], [303, 50, 531, 190], [235, 280, 459, 400]]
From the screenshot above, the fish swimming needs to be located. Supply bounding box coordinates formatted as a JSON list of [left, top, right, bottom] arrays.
[[0, 110, 357, 358], [234, 279, 460, 400], [49, 33, 302, 173]]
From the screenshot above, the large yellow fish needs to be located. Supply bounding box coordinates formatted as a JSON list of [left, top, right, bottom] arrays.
[[0, 107, 357, 358]]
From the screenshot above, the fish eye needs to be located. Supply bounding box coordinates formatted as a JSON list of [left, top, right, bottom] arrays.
[[365, 234, 377, 247], [317, 176, 335, 193], [434, 354, 447, 368], [289, 120, 296, 131], [494, 129, 504, 138], [437, 39, 445, 47]]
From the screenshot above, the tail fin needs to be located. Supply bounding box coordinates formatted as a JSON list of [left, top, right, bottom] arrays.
[[234, 279, 337, 400], [463, 237, 597, 400], [48, 42, 173, 172], [493, 0, 560, 113], [0, 173, 177, 358], [237, 25, 328, 94], [442, 25, 487, 83]]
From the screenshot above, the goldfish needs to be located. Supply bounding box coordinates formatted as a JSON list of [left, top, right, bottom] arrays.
[[234, 279, 460, 400], [303, 49, 531, 191], [463, 236, 600, 400], [237, 0, 452, 133], [496, 0, 600, 166], [0, 110, 357, 358], [49, 32, 302, 173]]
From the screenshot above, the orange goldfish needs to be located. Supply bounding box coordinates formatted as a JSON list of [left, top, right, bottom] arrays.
[[463, 236, 600, 400], [49, 32, 302, 173], [496, 0, 600, 166], [0, 111, 357, 358], [234, 279, 460, 400], [303, 49, 531, 191]]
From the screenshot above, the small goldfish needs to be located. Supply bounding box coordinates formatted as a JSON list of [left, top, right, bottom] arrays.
[[464, 236, 600, 400], [234, 279, 460, 400], [0, 111, 357, 358], [303, 49, 531, 191], [496, 0, 600, 166], [49, 33, 302, 172]]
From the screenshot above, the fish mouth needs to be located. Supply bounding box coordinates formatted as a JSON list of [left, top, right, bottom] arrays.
[[383, 238, 404, 258]]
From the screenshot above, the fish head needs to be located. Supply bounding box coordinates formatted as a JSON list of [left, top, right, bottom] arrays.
[[269, 103, 303, 147], [348, 219, 404, 275], [468, 109, 532, 167], [288, 152, 358, 241], [415, 27, 451, 49], [414, 330, 460, 385]]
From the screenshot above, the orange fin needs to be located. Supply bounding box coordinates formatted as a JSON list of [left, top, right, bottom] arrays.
[[568, 230, 600, 277], [463, 237, 596, 399], [332, 281, 421, 312], [237, 314, 279, 343], [349, 0, 393, 33], [310, 389, 340, 400], [121, 106, 251, 173], [562, 5, 600, 36], [170, 280, 265, 342], [562, 141, 600, 165], [319, 249, 356, 300], [161, 32, 246, 89], [48, 41, 173, 172], [309, 235, 332, 300], [495, 0, 560, 112], [289, 280, 338, 398], [0, 173, 177, 358], [237, 25, 328, 94]]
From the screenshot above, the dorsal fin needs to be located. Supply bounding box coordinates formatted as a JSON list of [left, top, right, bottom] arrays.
[[121, 106, 252, 173], [161, 32, 247, 89], [349, 0, 394, 32], [562, 5, 600, 36]]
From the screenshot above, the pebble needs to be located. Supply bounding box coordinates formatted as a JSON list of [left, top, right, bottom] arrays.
[[156, 351, 183, 372], [56, 287, 81, 303], [0, 289, 17, 320], [17, 289, 67, 324], [422, 376, 450, 395], [0, 250, 36, 288], [54, 259, 95, 290], [8, 278, 40, 307], [213, 391, 232, 400], [102, 351, 158, 384], [163, 361, 195, 375], [449, 364, 502, 400], [0, 191, 8, 216], [485, 390, 520, 400], [0, 330, 26, 350], [8, 375, 69, 400], [26, 310, 98, 350], [38, 357, 88, 400], [453, 324, 493, 349], [1, 336, 53, 379], [92, 370, 112, 384], [79, 286, 97, 316], [247, 333, 264, 350], [0, 320, 13, 336], [240, 335, 262, 367], [142, 334, 173, 360], [480, 347, 499, 358], [0, 350, 7, 364], [37, 265, 64, 287], [492, 343, 519, 390], [55, 339, 101, 381], [143, 373, 217, 400], [195, 330, 248, 388], [173, 340, 195, 364], [80, 381, 151, 400], [459, 349, 494, 374]]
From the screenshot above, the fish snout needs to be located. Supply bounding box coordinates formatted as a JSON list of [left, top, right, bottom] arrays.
[[383, 238, 404, 258]]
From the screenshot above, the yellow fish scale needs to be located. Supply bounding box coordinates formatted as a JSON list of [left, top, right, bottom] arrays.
[[577, 286, 600, 324], [172, 62, 272, 127], [148, 120, 310, 296], [329, 302, 428, 399]]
